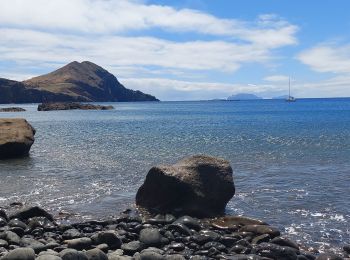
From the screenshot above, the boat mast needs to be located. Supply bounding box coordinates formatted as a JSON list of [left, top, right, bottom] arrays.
[[289, 77, 291, 98]]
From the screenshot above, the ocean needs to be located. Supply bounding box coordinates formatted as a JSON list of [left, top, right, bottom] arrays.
[[0, 99, 349, 253]]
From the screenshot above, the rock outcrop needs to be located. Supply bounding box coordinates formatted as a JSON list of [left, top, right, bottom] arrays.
[[0, 119, 36, 159], [0, 61, 158, 104], [136, 155, 235, 217], [0, 107, 26, 112], [37, 102, 114, 111]]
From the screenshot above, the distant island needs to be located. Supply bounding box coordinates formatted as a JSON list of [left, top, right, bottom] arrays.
[[0, 61, 158, 104], [227, 93, 262, 100], [272, 95, 289, 99]]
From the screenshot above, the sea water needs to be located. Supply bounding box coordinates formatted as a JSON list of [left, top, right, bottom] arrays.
[[0, 99, 349, 253]]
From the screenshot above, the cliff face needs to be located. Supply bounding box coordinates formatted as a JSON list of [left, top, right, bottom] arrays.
[[0, 61, 158, 104]]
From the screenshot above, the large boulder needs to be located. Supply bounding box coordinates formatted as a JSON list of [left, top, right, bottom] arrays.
[[0, 119, 35, 159], [136, 155, 235, 217]]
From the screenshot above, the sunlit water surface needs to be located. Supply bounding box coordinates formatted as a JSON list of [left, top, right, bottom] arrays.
[[0, 99, 349, 253]]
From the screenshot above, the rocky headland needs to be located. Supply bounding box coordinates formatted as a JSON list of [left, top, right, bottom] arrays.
[[0, 61, 158, 104], [0, 119, 35, 159], [0, 155, 348, 259], [37, 103, 114, 111]]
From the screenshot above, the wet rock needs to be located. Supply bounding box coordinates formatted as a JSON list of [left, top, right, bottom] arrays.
[[0, 217, 7, 228], [10, 206, 54, 222], [139, 228, 162, 247], [59, 248, 88, 260], [270, 236, 299, 250], [20, 237, 46, 253], [8, 219, 27, 230], [136, 155, 235, 217], [4, 231, 21, 245], [173, 216, 201, 231], [121, 241, 144, 255], [0, 119, 36, 159], [85, 248, 108, 260], [134, 251, 165, 260], [343, 244, 350, 254], [36, 255, 63, 260], [148, 214, 176, 225], [2, 247, 35, 260], [91, 231, 122, 250], [168, 223, 192, 236], [66, 237, 92, 250], [315, 254, 344, 260], [253, 242, 298, 260], [211, 216, 267, 230], [0, 209, 8, 222], [165, 255, 186, 260], [0, 239, 9, 247], [62, 229, 81, 240], [251, 234, 270, 245], [239, 225, 280, 238]]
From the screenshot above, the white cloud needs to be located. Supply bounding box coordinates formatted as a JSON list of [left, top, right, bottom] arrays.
[[264, 75, 289, 82], [0, 28, 280, 75], [0, 0, 298, 48], [298, 43, 350, 74]]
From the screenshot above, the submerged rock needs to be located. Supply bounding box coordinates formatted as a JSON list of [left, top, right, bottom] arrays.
[[10, 206, 54, 222], [136, 155, 235, 217], [37, 102, 114, 111], [0, 119, 36, 159]]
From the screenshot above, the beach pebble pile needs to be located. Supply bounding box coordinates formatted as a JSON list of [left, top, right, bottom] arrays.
[[0, 206, 348, 260]]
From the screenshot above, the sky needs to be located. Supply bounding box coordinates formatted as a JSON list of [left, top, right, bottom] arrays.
[[1, 0, 350, 100]]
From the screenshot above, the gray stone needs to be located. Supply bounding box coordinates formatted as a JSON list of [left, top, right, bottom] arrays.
[[85, 248, 108, 260], [10, 206, 54, 222], [36, 255, 62, 260], [121, 241, 143, 255], [91, 231, 122, 250], [136, 155, 235, 217], [2, 248, 35, 260], [59, 248, 88, 260], [139, 228, 162, 247], [0, 119, 36, 159], [66, 237, 92, 250]]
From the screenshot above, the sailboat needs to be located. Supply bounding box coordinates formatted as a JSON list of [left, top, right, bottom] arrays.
[[286, 77, 296, 102]]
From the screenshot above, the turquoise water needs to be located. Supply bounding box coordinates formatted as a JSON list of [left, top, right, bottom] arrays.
[[0, 99, 349, 253]]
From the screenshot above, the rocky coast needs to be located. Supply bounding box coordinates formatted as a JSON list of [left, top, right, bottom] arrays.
[[0, 206, 348, 260], [0, 155, 349, 259]]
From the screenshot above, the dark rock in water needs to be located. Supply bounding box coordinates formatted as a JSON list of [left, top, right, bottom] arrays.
[[0, 119, 36, 159], [1, 247, 35, 260], [315, 254, 344, 260], [59, 248, 88, 260], [136, 155, 235, 217], [0, 107, 26, 112], [37, 102, 114, 111], [10, 206, 54, 222], [85, 248, 108, 260], [139, 228, 162, 247]]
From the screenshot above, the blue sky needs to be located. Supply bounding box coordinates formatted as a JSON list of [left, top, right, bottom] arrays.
[[1, 0, 350, 100]]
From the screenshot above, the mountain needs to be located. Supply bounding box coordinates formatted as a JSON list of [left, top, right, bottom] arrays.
[[227, 93, 262, 100], [0, 61, 158, 104]]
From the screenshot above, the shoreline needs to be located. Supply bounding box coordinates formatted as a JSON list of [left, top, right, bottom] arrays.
[[0, 206, 348, 260]]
